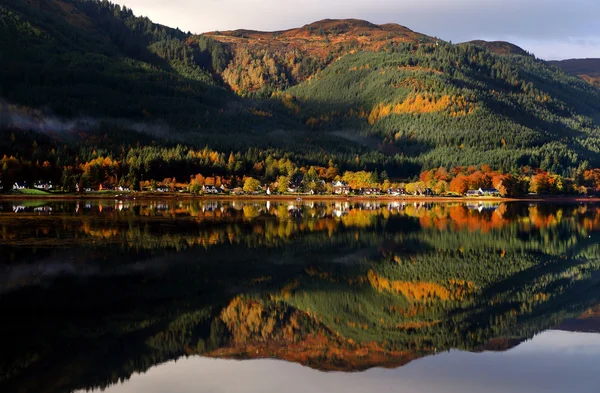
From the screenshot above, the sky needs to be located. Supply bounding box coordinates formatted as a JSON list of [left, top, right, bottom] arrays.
[[78, 331, 600, 393], [116, 0, 600, 60]]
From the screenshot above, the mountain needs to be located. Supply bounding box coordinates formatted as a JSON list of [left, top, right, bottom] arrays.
[[549, 58, 600, 88], [464, 40, 529, 56], [1, 0, 600, 187], [203, 19, 435, 95]]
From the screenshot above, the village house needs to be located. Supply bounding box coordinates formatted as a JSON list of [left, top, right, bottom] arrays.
[[466, 188, 500, 197], [359, 187, 381, 196], [202, 185, 220, 194], [155, 186, 169, 192], [34, 181, 53, 190], [387, 187, 407, 196], [332, 180, 351, 195], [12, 182, 27, 190], [99, 184, 115, 191], [479, 188, 500, 196]]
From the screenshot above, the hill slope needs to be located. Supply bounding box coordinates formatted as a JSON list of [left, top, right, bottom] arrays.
[[285, 44, 600, 172], [464, 40, 529, 56], [204, 19, 435, 95], [549, 58, 600, 88]]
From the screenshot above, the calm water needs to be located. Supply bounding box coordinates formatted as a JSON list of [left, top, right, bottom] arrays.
[[1, 199, 600, 393]]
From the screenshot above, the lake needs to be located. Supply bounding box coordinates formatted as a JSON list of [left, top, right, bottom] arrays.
[[1, 199, 599, 392]]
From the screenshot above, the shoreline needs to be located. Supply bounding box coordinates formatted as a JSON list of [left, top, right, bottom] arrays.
[[1, 194, 599, 203]]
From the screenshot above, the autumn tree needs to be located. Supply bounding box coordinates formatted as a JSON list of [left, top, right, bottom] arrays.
[[243, 177, 261, 193]]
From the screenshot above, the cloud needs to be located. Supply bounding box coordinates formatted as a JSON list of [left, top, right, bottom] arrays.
[[116, 0, 600, 59]]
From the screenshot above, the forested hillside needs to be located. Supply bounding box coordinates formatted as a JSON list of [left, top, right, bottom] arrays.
[[1, 0, 600, 190], [286, 45, 600, 172]]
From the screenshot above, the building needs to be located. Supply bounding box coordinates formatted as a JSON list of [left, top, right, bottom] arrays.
[[479, 188, 500, 196], [466, 188, 500, 197], [13, 182, 27, 190], [333, 181, 351, 195], [359, 188, 381, 196], [202, 185, 220, 194], [99, 184, 115, 191], [34, 181, 53, 190], [387, 188, 407, 196]]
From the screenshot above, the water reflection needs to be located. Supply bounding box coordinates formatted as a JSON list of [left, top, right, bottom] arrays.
[[73, 331, 600, 393], [0, 200, 599, 393]]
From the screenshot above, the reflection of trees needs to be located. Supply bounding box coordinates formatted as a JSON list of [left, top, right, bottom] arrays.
[[2, 202, 600, 260], [1, 201, 600, 393]]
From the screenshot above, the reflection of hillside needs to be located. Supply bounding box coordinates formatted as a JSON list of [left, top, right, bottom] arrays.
[[2, 202, 600, 258], [557, 305, 600, 333], [1, 201, 600, 393]]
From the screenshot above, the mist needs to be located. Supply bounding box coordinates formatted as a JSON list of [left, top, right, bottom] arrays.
[[0, 99, 174, 139]]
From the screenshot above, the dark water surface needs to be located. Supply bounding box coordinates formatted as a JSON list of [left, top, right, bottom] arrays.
[[1, 199, 599, 392]]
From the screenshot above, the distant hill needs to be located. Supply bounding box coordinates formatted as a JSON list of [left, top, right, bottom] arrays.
[[463, 40, 528, 56], [204, 19, 435, 95], [549, 58, 600, 88]]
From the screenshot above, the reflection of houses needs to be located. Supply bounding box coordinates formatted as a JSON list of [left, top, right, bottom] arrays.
[[360, 202, 379, 210], [34, 206, 53, 213], [387, 202, 407, 211], [333, 181, 351, 195], [34, 181, 53, 190], [203, 201, 220, 212], [466, 202, 499, 212], [333, 202, 350, 218], [115, 201, 130, 211], [387, 188, 407, 196], [413, 202, 434, 210], [153, 202, 170, 211]]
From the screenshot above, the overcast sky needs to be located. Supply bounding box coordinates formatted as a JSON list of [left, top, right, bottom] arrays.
[[117, 0, 600, 60]]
